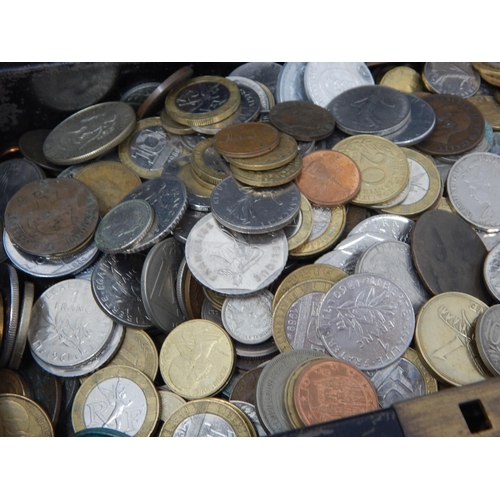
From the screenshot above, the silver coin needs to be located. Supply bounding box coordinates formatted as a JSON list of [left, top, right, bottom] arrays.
[[200, 299, 223, 326], [434, 159, 453, 186], [172, 412, 237, 437], [228, 75, 270, 111], [91, 253, 153, 329], [185, 213, 288, 295], [255, 349, 327, 434], [475, 304, 500, 376], [28, 279, 114, 368], [229, 62, 282, 97], [175, 258, 190, 319], [141, 237, 186, 334], [94, 199, 154, 254], [222, 290, 273, 345], [210, 177, 301, 234], [304, 62, 374, 108], [173, 209, 208, 244], [484, 241, 500, 302], [447, 152, 500, 232], [3, 230, 100, 278], [275, 62, 309, 103], [328, 85, 411, 136], [489, 132, 500, 155], [382, 94, 437, 147], [348, 213, 415, 244], [0, 264, 20, 368], [180, 133, 209, 152], [477, 229, 500, 251], [120, 82, 160, 110], [119, 176, 188, 252], [318, 273, 415, 370], [74, 262, 98, 281], [423, 62, 481, 98], [233, 336, 278, 359], [315, 232, 396, 274], [231, 401, 268, 436], [297, 140, 315, 155], [355, 240, 429, 314], [57, 164, 88, 178]]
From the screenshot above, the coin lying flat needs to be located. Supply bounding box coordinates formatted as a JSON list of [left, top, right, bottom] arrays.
[[423, 62, 480, 98], [348, 214, 414, 243], [379, 66, 423, 93], [275, 62, 309, 103], [0, 394, 54, 436], [475, 304, 500, 376]]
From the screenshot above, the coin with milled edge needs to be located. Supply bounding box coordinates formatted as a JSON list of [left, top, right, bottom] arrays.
[[285, 194, 313, 251], [191, 139, 231, 184], [159, 108, 193, 135], [476, 304, 500, 376], [121, 82, 160, 110], [484, 242, 500, 302], [0, 264, 19, 369], [0, 394, 54, 436], [171, 159, 213, 212], [228, 75, 270, 112], [423, 63, 480, 98], [229, 62, 282, 97]]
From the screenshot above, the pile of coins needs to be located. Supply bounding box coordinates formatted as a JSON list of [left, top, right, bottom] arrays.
[[1, 61, 500, 437]]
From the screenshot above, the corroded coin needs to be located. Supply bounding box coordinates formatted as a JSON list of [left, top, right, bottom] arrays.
[[159, 320, 235, 400], [269, 101, 335, 141], [295, 150, 361, 206], [0, 394, 53, 436], [416, 94, 485, 155], [72, 365, 159, 437], [43, 102, 136, 165], [5, 178, 99, 257], [423, 62, 480, 98]]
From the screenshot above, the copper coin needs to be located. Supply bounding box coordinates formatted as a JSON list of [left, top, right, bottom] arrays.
[[213, 123, 280, 158], [137, 66, 194, 120], [269, 101, 335, 141], [4, 178, 99, 257], [416, 94, 485, 155], [411, 209, 491, 304], [295, 150, 361, 206], [229, 365, 265, 406], [293, 358, 378, 426]]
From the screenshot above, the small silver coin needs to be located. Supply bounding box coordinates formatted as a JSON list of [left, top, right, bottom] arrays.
[[233, 336, 278, 359], [275, 62, 309, 103], [94, 199, 154, 254], [348, 214, 414, 244], [328, 85, 411, 136], [423, 62, 481, 98], [228, 75, 270, 111], [210, 177, 301, 234], [229, 62, 282, 97], [475, 304, 500, 376], [484, 241, 500, 302], [477, 229, 500, 251], [180, 133, 209, 152], [318, 273, 415, 370], [0, 263, 20, 368], [231, 400, 268, 436]]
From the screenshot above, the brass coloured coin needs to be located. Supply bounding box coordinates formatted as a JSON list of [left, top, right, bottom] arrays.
[[0, 394, 54, 436]]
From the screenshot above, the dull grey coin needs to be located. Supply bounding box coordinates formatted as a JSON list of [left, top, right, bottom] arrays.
[[228, 75, 270, 112], [18, 129, 64, 174], [141, 237, 186, 334], [200, 299, 223, 326], [210, 177, 301, 234], [348, 214, 414, 243], [0, 264, 20, 368], [276, 62, 309, 103], [484, 241, 500, 302], [120, 82, 160, 110], [475, 304, 500, 376], [423, 62, 481, 98], [173, 209, 207, 244], [229, 62, 282, 97]]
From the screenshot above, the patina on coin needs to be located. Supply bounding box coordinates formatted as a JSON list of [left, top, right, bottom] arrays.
[[159, 320, 235, 400], [5, 178, 99, 258], [0, 394, 53, 436]]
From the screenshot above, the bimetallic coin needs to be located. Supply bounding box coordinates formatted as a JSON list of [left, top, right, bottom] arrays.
[[476, 305, 500, 376], [0, 394, 53, 437], [191, 138, 231, 184], [160, 108, 193, 135], [285, 194, 313, 251], [484, 241, 500, 302], [318, 273, 415, 370], [348, 214, 414, 243], [423, 62, 480, 98]]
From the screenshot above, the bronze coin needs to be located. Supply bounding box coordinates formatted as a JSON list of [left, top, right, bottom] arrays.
[[229, 365, 265, 406], [269, 101, 335, 141], [295, 150, 361, 206], [4, 178, 99, 257], [416, 94, 485, 155], [213, 122, 280, 158], [292, 358, 378, 426], [411, 209, 491, 304]]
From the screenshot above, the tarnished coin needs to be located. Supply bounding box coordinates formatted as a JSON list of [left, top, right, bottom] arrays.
[[295, 150, 361, 206], [157, 387, 186, 422], [468, 96, 500, 131], [411, 210, 491, 304], [75, 161, 142, 216], [5, 178, 99, 258], [423, 63, 480, 98], [18, 129, 63, 173], [484, 241, 500, 302], [348, 214, 414, 243], [0, 394, 53, 437], [72, 365, 159, 437], [185, 214, 288, 295], [318, 273, 415, 370], [229, 62, 282, 97], [0, 264, 19, 369], [94, 199, 154, 254], [416, 94, 485, 155], [380, 66, 423, 93], [121, 82, 160, 110], [0, 368, 28, 395], [269, 101, 335, 141], [43, 102, 136, 165], [476, 305, 500, 376], [172, 158, 213, 212], [229, 365, 265, 406], [159, 320, 235, 400], [415, 292, 489, 386], [275, 62, 309, 103], [91, 253, 153, 329]]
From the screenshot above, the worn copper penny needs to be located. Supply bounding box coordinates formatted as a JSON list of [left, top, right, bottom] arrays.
[[229, 365, 265, 406], [295, 150, 361, 206], [293, 358, 378, 426], [269, 101, 335, 141], [411, 209, 491, 304], [416, 94, 485, 155], [213, 122, 280, 158], [4, 178, 99, 257]]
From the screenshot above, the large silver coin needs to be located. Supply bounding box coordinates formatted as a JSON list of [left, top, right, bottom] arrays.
[[475, 304, 500, 376], [318, 273, 415, 370], [423, 62, 481, 98], [229, 62, 282, 97], [328, 85, 411, 136], [185, 213, 288, 295], [355, 240, 429, 314], [348, 214, 414, 243], [477, 229, 500, 251], [210, 177, 301, 234], [173, 209, 207, 244], [275, 62, 309, 103], [484, 241, 500, 302], [141, 238, 186, 334], [447, 152, 500, 232], [304, 62, 374, 108], [228, 76, 270, 112]]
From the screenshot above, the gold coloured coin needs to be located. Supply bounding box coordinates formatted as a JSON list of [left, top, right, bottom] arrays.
[[176, 161, 214, 199], [160, 108, 193, 135], [468, 95, 500, 131], [159, 320, 235, 400], [203, 287, 226, 311], [287, 195, 313, 252], [258, 82, 275, 109], [72, 365, 160, 437], [380, 66, 424, 93], [159, 398, 254, 437], [165, 76, 241, 127], [415, 292, 490, 387], [191, 138, 230, 185], [8, 282, 34, 370], [437, 197, 454, 213], [0, 368, 28, 395], [333, 135, 410, 206], [215, 398, 257, 437], [184, 268, 204, 320], [0, 394, 54, 436], [284, 360, 313, 429], [157, 387, 186, 422], [403, 347, 438, 395]]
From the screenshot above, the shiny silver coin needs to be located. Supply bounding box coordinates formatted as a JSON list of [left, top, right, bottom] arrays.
[[423, 62, 481, 98], [229, 62, 282, 97], [94, 199, 154, 254], [91, 253, 153, 329], [318, 273, 415, 370], [475, 304, 500, 376], [328, 85, 411, 136], [119, 176, 188, 252], [180, 133, 209, 152], [210, 177, 301, 234], [57, 164, 88, 178], [231, 401, 268, 436], [297, 140, 315, 155], [175, 258, 190, 320], [484, 241, 500, 302], [0, 263, 20, 368], [275, 62, 309, 103], [477, 229, 500, 251], [228, 76, 270, 112], [185, 213, 288, 295], [141, 237, 186, 334], [173, 209, 207, 244], [383, 94, 437, 146], [355, 240, 429, 314], [120, 82, 159, 110]]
